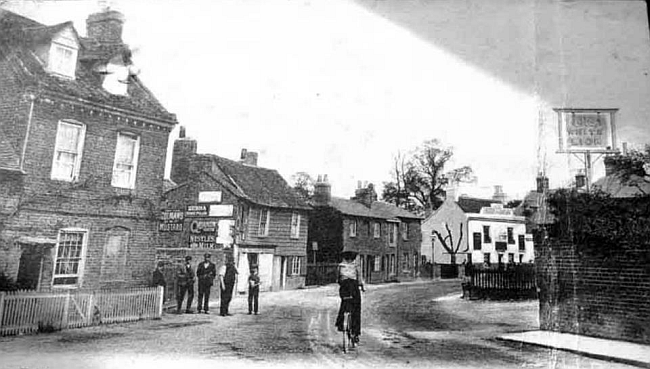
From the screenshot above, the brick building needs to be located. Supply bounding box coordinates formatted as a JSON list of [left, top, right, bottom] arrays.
[[161, 129, 310, 295], [0, 9, 177, 290], [308, 177, 422, 284]]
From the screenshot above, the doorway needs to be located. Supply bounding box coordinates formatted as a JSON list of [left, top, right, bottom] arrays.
[[16, 246, 45, 290]]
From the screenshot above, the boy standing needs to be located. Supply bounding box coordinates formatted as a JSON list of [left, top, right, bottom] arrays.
[[248, 267, 260, 315]]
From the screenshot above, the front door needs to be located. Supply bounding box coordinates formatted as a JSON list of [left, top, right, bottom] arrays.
[[365, 255, 372, 283], [16, 246, 45, 290]]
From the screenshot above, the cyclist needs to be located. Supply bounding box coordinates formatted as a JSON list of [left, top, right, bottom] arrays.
[[335, 250, 365, 343]]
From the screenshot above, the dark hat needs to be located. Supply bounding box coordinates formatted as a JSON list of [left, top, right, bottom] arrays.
[[204, 253, 211, 258], [185, 255, 192, 261]]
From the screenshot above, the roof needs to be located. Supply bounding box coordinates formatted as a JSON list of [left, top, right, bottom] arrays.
[[328, 197, 422, 220], [0, 131, 22, 172], [456, 196, 500, 214], [592, 175, 650, 198], [207, 155, 310, 210], [0, 10, 176, 123]]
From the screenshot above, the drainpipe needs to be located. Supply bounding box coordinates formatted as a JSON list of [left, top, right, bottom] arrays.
[[20, 94, 36, 171]]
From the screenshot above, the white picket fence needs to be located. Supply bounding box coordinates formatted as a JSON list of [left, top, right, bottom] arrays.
[[0, 286, 164, 336]]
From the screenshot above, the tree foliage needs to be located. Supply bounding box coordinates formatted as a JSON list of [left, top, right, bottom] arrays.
[[605, 145, 650, 195], [382, 139, 474, 213], [291, 172, 315, 200]]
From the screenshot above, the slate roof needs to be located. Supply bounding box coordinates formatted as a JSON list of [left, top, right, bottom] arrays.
[[0, 10, 176, 123], [206, 155, 310, 210], [328, 197, 422, 220], [456, 196, 500, 214]]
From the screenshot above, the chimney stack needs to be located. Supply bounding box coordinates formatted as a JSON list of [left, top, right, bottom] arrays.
[[492, 185, 507, 203], [170, 126, 197, 184], [604, 156, 617, 177], [239, 148, 258, 166], [313, 174, 331, 206], [353, 182, 377, 208], [86, 9, 125, 44]]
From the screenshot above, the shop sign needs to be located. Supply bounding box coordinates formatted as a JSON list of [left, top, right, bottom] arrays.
[[186, 204, 209, 217], [189, 234, 217, 249], [209, 204, 234, 217], [198, 191, 222, 203], [159, 209, 183, 232]]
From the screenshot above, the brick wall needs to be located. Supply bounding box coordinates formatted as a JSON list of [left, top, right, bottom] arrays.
[[536, 236, 650, 344]]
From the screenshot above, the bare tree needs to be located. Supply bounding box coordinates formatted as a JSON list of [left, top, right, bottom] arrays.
[[432, 223, 467, 265]]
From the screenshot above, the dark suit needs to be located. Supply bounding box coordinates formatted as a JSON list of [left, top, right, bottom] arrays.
[[176, 262, 195, 312], [196, 261, 216, 312]]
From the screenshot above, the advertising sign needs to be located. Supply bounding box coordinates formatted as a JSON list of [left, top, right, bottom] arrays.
[[159, 209, 183, 232], [198, 191, 222, 203], [185, 205, 209, 217], [209, 204, 234, 217], [188, 218, 218, 248], [556, 109, 618, 153]]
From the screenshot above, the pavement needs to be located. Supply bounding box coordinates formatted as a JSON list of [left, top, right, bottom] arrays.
[[498, 330, 650, 368]]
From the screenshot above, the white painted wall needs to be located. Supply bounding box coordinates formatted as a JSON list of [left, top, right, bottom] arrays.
[[467, 216, 535, 265]]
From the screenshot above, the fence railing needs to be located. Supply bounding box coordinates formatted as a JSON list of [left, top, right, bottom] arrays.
[[466, 265, 537, 300], [0, 286, 164, 336]]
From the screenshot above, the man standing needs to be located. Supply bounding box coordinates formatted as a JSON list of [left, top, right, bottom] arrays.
[[152, 261, 167, 301], [176, 255, 195, 314], [218, 254, 238, 316], [196, 253, 216, 314]]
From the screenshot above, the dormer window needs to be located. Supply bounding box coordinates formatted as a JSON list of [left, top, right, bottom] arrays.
[[50, 43, 76, 77], [47, 27, 79, 79]]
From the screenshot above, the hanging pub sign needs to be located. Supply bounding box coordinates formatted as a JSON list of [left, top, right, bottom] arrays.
[[185, 204, 209, 217], [555, 109, 618, 153], [159, 209, 184, 232]]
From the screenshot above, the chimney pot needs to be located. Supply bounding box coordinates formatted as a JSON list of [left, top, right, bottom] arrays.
[[179, 126, 186, 138], [313, 174, 332, 206]]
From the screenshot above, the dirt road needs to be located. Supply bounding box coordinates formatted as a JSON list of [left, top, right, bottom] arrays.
[[0, 280, 638, 369]]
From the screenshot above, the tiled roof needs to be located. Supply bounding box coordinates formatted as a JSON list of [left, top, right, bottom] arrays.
[[592, 175, 650, 198], [0, 10, 176, 123], [0, 131, 21, 172], [328, 197, 422, 220], [208, 155, 310, 210], [456, 196, 500, 214]]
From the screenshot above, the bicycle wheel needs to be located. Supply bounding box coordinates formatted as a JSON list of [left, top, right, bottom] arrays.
[[346, 312, 355, 349], [342, 312, 350, 353]]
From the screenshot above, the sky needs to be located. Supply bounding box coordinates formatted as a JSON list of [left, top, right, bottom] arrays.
[[2, 0, 543, 200]]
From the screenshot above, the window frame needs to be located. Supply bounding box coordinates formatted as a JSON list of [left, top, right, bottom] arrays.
[[290, 212, 301, 239], [518, 234, 526, 251], [290, 256, 301, 276], [349, 219, 357, 238], [374, 256, 381, 272], [483, 225, 492, 243], [388, 222, 397, 246], [483, 253, 491, 265], [52, 228, 88, 288], [51, 120, 86, 182], [401, 222, 409, 240], [472, 232, 482, 250], [507, 227, 515, 244], [49, 42, 78, 79], [111, 131, 141, 189], [373, 222, 380, 238], [257, 208, 270, 236]]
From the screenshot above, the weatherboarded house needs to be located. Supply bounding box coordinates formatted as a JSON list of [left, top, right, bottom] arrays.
[[0, 9, 177, 290], [161, 129, 310, 294]]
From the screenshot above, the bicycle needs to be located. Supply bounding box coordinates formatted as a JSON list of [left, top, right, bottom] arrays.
[[341, 296, 355, 353]]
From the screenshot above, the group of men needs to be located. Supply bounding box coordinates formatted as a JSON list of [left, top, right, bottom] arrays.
[[154, 252, 260, 316]]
